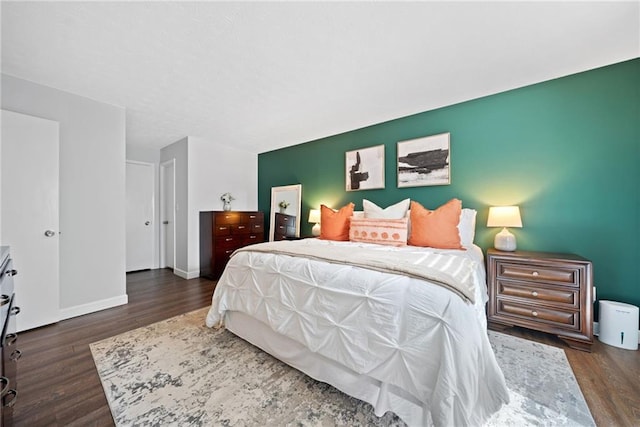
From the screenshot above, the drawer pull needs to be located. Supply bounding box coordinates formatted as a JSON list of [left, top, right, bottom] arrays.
[[249, 215, 256, 219], [249, 235, 256, 239], [225, 250, 233, 255], [0, 377, 9, 397], [219, 226, 228, 230], [5, 333, 17, 346], [0, 295, 9, 306], [532, 311, 538, 317], [532, 271, 539, 277], [10, 350, 22, 361], [10, 306, 20, 316], [238, 225, 246, 229], [225, 237, 233, 242], [6, 269, 17, 277], [3, 389, 17, 407], [531, 291, 538, 297]]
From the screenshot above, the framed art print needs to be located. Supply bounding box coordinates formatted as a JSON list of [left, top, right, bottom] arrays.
[[345, 145, 385, 191], [397, 132, 450, 187]]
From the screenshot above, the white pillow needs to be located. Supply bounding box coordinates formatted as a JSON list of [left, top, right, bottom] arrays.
[[458, 208, 477, 247], [363, 198, 410, 219]]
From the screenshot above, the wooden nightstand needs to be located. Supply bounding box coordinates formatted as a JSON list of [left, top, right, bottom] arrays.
[[486, 249, 594, 352]]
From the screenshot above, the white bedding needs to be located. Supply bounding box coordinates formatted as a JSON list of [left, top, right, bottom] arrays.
[[206, 239, 509, 426]]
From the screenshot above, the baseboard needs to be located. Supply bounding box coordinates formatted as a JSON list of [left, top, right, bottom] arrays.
[[173, 267, 200, 280], [59, 294, 129, 321], [593, 321, 640, 344]]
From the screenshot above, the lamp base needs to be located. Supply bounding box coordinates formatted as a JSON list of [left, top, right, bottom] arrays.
[[311, 223, 321, 237], [494, 227, 517, 251]]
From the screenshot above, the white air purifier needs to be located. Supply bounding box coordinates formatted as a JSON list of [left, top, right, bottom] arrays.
[[598, 300, 639, 350]]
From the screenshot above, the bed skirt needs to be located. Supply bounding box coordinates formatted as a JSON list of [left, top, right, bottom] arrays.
[[226, 310, 430, 426]]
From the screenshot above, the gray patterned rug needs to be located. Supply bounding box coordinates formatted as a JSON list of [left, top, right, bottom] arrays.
[[90, 308, 595, 426]]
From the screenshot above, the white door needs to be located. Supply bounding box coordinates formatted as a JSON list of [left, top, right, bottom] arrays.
[[126, 161, 154, 272], [160, 160, 175, 269], [1, 110, 60, 332]]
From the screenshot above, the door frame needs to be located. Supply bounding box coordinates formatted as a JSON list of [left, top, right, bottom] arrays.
[[159, 159, 176, 269]]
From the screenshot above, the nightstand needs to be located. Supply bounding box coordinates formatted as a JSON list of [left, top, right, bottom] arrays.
[[486, 249, 594, 352]]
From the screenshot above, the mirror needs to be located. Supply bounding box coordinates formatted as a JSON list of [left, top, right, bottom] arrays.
[[269, 184, 302, 241]]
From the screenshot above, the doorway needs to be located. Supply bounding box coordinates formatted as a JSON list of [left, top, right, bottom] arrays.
[[1, 110, 61, 332], [125, 161, 155, 272]]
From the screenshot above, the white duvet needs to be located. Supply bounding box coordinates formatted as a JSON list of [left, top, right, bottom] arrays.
[[206, 239, 509, 426]]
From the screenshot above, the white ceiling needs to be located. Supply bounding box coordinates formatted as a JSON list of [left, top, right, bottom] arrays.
[[2, 1, 638, 154]]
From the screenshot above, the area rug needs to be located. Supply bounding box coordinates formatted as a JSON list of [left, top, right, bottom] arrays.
[[90, 308, 595, 426]]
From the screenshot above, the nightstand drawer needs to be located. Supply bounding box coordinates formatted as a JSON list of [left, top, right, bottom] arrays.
[[497, 280, 579, 308], [497, 300, 579, 330], [497, 262, 579, 286]]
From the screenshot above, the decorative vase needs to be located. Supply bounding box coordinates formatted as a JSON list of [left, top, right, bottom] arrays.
[[223, 201, 231, 211], [279, 207, 286, 214]]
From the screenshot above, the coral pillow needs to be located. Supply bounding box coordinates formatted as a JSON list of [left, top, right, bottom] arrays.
[[408, 199, 464, 250], [320, 203, 355, 241], [350, 217, 408, 246]]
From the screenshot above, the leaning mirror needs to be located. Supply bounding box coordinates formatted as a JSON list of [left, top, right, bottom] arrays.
[[269, 184, 302, 241]]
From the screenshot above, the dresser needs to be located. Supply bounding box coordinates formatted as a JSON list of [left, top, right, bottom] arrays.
[[486, 249, 593, 352], [0, 247, 20, 426], [199, 211, 264, 279], [273, 213, 296, 240]]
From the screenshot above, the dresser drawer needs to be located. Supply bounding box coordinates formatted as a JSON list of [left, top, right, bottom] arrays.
[[496, 299, 580, 330], [497, 261, 579, 286], [215, 235, 240, 248], [496, 280, 579, 308], [243, 212, 263, 223], [232, 223, 251, 234], [215, 212, 241, 225], [213, 224, 232, 236], [276, 213, 295, 227], [243, 234, 262, 246]]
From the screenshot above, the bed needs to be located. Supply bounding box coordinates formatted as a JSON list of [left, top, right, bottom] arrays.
[[205, 235, 510, 426]]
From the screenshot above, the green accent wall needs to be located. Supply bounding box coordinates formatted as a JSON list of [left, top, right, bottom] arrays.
[[258, 58, 640, 314]]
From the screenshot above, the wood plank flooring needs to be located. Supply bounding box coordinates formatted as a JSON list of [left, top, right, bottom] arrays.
[[12, 269, 639, 426]]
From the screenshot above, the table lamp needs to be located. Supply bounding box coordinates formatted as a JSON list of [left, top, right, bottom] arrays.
[[308, 209, 321, 237], [487, 206, 522, 251]]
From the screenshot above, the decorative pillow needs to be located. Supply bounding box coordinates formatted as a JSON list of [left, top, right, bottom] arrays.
[[363, 198, 410, 219], [349, 217, 408, 247], [458, 208, 477, 247], [320, 203, 355, 241], [408, 199, 464, 250]]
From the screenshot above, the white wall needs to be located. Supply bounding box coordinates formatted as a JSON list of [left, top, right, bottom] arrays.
[[1, 74, 127, 316], [158, 136, 257, 278], [188, 136, 257, 276]]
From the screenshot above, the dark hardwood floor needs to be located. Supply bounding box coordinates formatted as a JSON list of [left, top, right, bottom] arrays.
[[12, 269, 639, 426]]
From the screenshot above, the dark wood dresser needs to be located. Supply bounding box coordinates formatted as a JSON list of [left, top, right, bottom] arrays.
[[199, 211, 264, 279], [0, 246, 19, 426], [486, 249, 594, 352], [273, 213, 296, 240]]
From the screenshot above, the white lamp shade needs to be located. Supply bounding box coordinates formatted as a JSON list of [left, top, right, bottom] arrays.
[[487, 206, 522, 228], [308, 209, 320, 224]]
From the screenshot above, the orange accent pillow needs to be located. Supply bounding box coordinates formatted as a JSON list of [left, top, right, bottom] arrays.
[[349, 217, 408, 246], [320, 203, 355, 241], [408, 199, 464, 250]]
